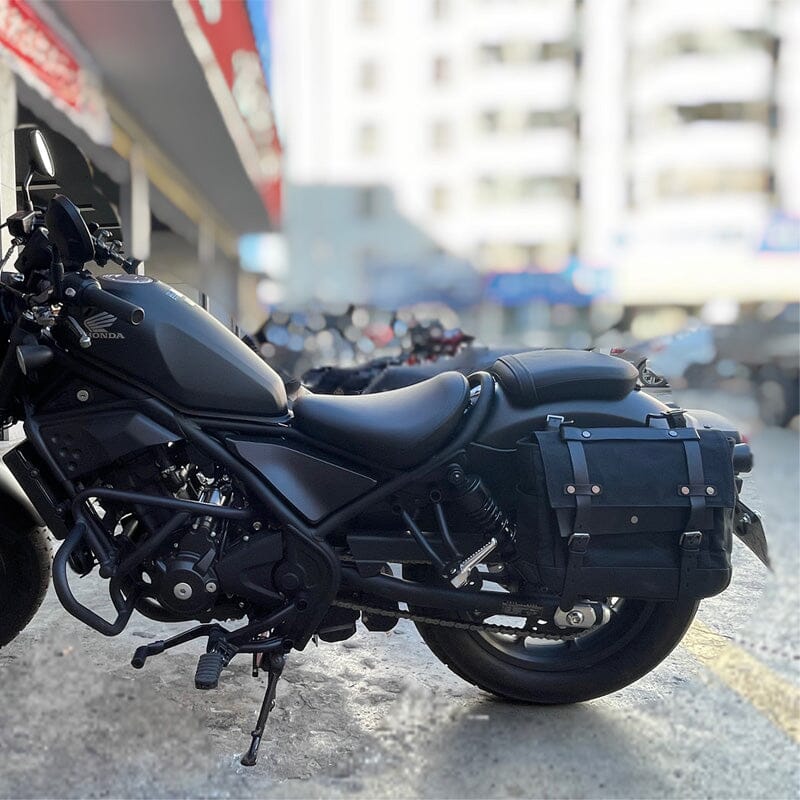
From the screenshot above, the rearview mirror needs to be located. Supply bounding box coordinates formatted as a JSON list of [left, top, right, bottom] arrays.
[[29, 129, 55, 179], [21, 129, 56, 211]]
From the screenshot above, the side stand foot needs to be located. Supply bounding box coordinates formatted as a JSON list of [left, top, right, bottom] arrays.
[[240, 651, 286, 767]]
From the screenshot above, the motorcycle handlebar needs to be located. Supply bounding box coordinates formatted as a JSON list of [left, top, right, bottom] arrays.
[[79, 282, 145, 325]]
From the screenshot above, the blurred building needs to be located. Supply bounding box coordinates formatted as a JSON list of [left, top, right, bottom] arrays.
[[272, 0, 799, 331], [0, 0, 280, 323], [619, 0, 800, 305]]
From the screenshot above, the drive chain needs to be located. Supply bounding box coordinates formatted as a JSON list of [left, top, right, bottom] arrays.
[[333, 600, 581, 641]]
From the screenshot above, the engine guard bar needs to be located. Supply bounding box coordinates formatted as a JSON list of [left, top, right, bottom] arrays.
[[52, 521, 139, 636]]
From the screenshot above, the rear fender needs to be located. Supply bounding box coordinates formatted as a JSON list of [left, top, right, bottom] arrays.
[[683, 408, 742, 442], [474, 386, 671, 450]]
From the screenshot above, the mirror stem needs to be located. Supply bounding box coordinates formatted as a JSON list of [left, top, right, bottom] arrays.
[[22, 169, 34, 212]]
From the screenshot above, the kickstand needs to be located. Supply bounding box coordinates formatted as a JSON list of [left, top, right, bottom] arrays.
[[240, 651, 286, 767]]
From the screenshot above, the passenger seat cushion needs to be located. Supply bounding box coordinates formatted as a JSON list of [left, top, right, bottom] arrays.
[[490, 350, 638, 407]]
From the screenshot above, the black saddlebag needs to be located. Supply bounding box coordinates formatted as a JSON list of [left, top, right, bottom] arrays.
[[515, 425, 736, 602]]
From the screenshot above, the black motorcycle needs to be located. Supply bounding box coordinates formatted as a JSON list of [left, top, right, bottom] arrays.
[[0, 130, 769, 767]]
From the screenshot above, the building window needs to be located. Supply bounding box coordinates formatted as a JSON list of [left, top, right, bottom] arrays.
[[540, 40, 573, 61], [432, 0, 449, 20], [358, 123, 379, 154], [519, 176, 574, 199], [431, 120, 452, 151], [479, 242, 570, 273], [657, 168, 769, 197], [431, 185, 451, 214], [477, 174, 575, 203], [358, 0, 379, 25], [432, 55, 450, 85], [676, 101, 769, 124], [358, 187, 379, 218], [479, 44, 504, 65], [359, 60, 379, 91], [524, 109, 574, 129], [479, 110, 501, 133], [479, 40, 571, 65]]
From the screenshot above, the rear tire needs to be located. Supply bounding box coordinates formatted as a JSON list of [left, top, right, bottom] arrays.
[[0, 522, 51, 648], [414, 597, 698, 704]]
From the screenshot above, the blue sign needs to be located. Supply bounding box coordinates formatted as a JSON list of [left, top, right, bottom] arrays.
[[759, 211, 800, 253], [486, 270, 592, 307], [246, 0, 274, 91]]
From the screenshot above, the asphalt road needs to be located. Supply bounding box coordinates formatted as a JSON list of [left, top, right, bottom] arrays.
[[0, 390, 797, 799]]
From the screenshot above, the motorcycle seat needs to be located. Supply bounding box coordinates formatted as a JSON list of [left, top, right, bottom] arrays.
[[490, 349, 638, 407], [292, 372, 471, 469]]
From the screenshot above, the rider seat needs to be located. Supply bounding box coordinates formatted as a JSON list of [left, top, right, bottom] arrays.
[[292, 372, 471, 469]]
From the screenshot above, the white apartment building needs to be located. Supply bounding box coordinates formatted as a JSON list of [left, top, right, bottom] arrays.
[[618, 0, 800, 305], [271, 0, 799, 312]]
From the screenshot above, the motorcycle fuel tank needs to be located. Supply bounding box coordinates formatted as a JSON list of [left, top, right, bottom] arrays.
[[73, 274, 288, 417]]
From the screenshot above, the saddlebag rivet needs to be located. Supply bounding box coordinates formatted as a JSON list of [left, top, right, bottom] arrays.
[[76, 389, 89, 402], [668, 430, 678, 437], [591, 485, 601, 495], [566, 485, 576, 494], [631, 515, 639, 524], [706, 486, 716, 495], [680, 486, 690, 496], [581, 431, 591, 439]]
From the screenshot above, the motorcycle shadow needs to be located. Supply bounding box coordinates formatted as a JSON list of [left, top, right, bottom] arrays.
[[398, 696, 677, 798]]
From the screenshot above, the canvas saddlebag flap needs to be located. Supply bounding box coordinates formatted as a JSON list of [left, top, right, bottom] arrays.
[[515, 425, 737, 601]]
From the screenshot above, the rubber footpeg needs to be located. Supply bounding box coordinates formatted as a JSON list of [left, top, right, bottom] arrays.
[[195, 651, 225, 690]]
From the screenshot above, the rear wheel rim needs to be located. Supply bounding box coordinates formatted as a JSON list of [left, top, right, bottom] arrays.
[[469, 599, 657, 672]]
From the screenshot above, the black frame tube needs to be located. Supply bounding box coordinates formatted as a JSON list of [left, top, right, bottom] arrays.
[[71, 487, 253, 522], [340, 568, 556, 615]]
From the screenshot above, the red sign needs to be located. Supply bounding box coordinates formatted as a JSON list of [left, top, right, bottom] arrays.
[[0, 0, 111, 143], [180, 0, 282, 225]]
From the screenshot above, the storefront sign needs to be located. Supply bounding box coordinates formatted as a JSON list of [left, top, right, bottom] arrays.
[[174, 0, 282, 225], [0, 0, 111, 143]]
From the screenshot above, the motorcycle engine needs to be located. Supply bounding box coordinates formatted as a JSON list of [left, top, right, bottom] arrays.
[[151, 526, 221, 616], [99, 446, 289, 622]]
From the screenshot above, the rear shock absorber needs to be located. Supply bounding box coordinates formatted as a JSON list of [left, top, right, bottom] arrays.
[[445, 464, 516, 586]]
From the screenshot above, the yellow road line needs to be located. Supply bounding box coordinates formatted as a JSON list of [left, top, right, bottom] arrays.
[[682, 620, 800, 743]]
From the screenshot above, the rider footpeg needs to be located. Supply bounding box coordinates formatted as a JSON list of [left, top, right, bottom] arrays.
[[448, 537, 498, 588], [195, 651, 225, 690]]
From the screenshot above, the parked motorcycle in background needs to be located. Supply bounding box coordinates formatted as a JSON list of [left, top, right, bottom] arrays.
[[0, 131, 769, 767]]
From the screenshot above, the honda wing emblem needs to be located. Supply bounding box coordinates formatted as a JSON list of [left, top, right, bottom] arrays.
[[84, 311, 125, 339]]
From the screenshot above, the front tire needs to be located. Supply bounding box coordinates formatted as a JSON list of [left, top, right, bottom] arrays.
[[414, 597, 698, 704], [0, 522, 51, 648]]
